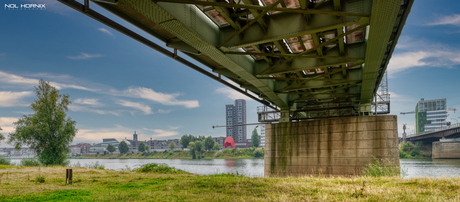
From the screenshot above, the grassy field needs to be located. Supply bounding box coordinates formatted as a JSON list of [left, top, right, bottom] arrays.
[[0, 165, 459, 201], [73, 148, 264, 160]]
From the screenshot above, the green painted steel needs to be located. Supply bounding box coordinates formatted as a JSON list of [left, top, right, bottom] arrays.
[[82, 0, 413, 117]]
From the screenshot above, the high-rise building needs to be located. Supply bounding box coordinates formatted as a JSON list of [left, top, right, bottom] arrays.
[[225, 99, 247, 143], [415, 98, 448, 133]]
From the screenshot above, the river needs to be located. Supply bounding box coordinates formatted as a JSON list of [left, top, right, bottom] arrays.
[[10, 158, 460, 178]]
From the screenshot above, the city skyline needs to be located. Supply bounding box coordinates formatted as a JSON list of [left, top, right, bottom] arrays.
[[1, 0, 460, 147]]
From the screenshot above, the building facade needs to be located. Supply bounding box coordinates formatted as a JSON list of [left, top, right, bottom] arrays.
[[225, 99, 247, 144], [416, 98, 448, 133], [260, 125, 265, 147]]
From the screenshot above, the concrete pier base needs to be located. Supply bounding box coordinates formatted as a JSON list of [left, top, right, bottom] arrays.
[[264, 116, 399, 177], [432, 141, 460, 158]]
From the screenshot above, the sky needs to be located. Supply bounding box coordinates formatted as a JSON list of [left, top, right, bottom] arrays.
[[1, 0, 460, 147]]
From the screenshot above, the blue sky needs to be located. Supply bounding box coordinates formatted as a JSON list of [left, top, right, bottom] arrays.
[[1, 0, 460, 146]]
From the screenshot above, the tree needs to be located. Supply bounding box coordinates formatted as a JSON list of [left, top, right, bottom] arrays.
[[7, 79, 77, 166], [188, 142, 196, 159], [251, 128, 260, 147], [118, 141, 129, 154], [145, 145, 150, 152], [138, 141, 146, 152], [195, 141, 203, 153], [204, 136, 215, 151], [212, 142, 221, 150], [169, 142, 176, 151], [0, 127, 4, 142], [180, 135, 191, 149], [107, 144, 116, 153]]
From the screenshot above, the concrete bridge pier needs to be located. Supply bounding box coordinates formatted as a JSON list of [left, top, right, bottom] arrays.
[[264, 115, 399, 177]]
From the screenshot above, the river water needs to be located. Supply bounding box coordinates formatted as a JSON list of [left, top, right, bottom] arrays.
[[10, 158, 460, 178]]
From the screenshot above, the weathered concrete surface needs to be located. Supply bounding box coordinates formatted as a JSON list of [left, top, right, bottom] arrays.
[[432, 141, 460, 159], [264, 116, 399, 177]]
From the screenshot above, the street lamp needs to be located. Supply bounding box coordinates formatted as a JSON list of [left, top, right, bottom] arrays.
[[452, 118, 459, 125]]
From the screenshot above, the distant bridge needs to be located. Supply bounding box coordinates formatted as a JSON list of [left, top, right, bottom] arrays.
[[407, 124, 460, 142]]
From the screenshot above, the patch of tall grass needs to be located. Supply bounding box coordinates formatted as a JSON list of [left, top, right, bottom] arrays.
[[135, 163, 188, 174], [70, 161, 105, 169], [362, 157, 402, 177]]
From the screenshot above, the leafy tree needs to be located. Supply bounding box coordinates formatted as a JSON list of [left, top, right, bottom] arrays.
[[0, 127, 4, 142], [8, 79, 77, 166], [118, 141, 129, 154], [145, 145, 150, 152], [107, 144, 116, 153], [169, 142, 176, 151], [195, 141, 203, 153], [138, 141, 146, 152], [180, 135, 191, 149], [204, 136, 215, 151], [251, 128, 259, 147], [212, 142, 221, 151], [188, 142, 196, 159]]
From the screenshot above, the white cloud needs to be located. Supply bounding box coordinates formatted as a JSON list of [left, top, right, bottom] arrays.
[[388, 91, 416, 102], [98, 28, 113, 36], [75, 125, 134, 143], [0, 91, 33, 107], [427, 14, 460, 26], [0, 117, 19, 133], [387, 40, 460, 77], [214, 79, 257, 100], [117, 100, 152, 115], [67, 53, 104, 60], [74, 98, 102, 106], [168, 125, 181, 130], [143, 128, 179, 138], [158, 109, 172, 114], [0, 71, 38, 87], [124, 87, 199, 108], [0, 71, 93, 92], [68, 105, 120, 116]]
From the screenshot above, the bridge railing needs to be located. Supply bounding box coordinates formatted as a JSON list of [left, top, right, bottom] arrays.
[[407, 123, 460, 137]]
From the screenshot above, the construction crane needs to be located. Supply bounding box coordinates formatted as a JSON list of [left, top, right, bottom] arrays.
[[400, 111, 415, 115], [400, 108, 456, 115]]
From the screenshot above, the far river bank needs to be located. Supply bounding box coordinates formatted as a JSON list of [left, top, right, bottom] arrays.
[[70, 148, 264, 160]]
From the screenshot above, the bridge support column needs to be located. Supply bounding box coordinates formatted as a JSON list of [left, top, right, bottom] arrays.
[[264, 115, 399, 177]]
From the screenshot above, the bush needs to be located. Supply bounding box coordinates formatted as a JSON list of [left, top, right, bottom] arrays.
[[254, 150, 264, 158], [410, 149, 420, 157], [0, 157, 11, 165], [362, 157, 400, 177], [399, 150, 410, 158], [20, 158, 42, 167], [135, 163, 188, 174], [35, 176, 45, 183], [201, 155, 205, 159]]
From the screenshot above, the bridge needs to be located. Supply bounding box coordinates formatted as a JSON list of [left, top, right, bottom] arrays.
[[407, 124, 460, 142], [59, 0, 413, 177]]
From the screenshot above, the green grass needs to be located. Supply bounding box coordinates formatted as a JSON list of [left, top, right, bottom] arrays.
[[0, 165, 459, 201]]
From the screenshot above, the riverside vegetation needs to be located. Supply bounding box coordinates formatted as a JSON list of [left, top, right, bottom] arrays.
[[0, 157, 459, 201], [71, 147, 265, 159], [399, 142, 432, 159]]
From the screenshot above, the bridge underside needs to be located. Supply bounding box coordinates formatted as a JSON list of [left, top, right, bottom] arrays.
[[60, 0, 412, 177], [60, 0, 413, 120]]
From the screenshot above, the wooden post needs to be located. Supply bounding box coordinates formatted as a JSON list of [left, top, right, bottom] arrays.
[[66, 169, 72, 184]]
